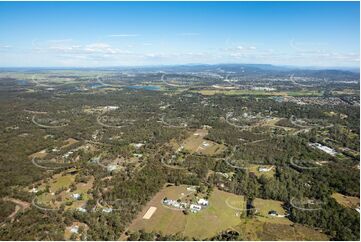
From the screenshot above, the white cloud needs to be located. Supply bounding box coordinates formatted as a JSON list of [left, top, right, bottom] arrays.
[[2, 38, 358, 67], [83, 43, 121, 54]]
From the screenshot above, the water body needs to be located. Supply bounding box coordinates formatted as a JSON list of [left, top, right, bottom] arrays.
[[17, 80, 30, 85], [89, 83, 104, 89], [127, 85, 161, 91]]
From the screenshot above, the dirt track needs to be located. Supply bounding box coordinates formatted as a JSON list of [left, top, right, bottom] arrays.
[[2, 197, 30, 222]]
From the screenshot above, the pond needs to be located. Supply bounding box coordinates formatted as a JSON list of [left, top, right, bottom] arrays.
[[127, 85, 161, 91]]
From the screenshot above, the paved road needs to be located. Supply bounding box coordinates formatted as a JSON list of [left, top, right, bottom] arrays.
[[96, 115, 124, 129], [31, 197, 59, 211], [290, 197, 323, 211], [31, 157, 73, 170], [32, 115, 68, 129], [159, 115, 187, 128], [289, 74, 313, 88]]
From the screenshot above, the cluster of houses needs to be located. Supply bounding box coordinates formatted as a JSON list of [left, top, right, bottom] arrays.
[[162, 197, 209, 213]]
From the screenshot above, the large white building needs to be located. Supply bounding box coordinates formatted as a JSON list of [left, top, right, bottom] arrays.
[[309, 143, 337, 156]]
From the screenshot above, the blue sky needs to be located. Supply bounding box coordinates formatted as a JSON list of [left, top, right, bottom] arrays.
[[0, 1, 359, 67]]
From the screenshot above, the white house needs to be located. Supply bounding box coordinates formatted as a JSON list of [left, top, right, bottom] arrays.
[[163, 199, 182, 209], [102, 208, 113, 213], [70, 225, 79, 234], [309, 143, 337, 156], [77, 207, 87, 213], [90, 156, 100, 163], [72, 193, 81, 200], [258, 166, 273, 172], [29, 187, 38, 193], [107, 164, 118, 172], [202, 141, 210, 147], [132, 143, 145, 149], [187, 186, 197, 192], [103, 106, 119, 111], [198, 198, 209, 206]]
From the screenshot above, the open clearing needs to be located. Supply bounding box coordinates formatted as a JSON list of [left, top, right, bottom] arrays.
[[35, 170, 94, 210], [248, 165, 275, 178], [28, 149, 48, 159], [253, 198, 291, 224], [194, 89, 322, 97], [128, 186, 244, 239], [64, 221, 88, 240], [181, 129, 226, 156], [128, 185, 328, 240], [1, 197, 31, 222], [233, 219, 328, 241], [61, 138, 79, 148], [331, 192, 360, 209]]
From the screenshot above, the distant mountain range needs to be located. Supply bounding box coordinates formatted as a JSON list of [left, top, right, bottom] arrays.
[[0, 64, 359, 80]]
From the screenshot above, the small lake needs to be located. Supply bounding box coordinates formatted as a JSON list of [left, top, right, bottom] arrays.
[[127, 85, 161, 91], [17, 80, 30, 85], [89, 83, 104, 89]]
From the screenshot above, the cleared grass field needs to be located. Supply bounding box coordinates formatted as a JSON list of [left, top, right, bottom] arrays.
[[248, 165, 275, 179], [128, 185, 329, 240], [28, 149, 48, 159], [234, 219, 329, 241], [38, 173, 75, 193], [61, 138, 79, 148], [253, 198, 291, 225], [181, 129, 226, 156], [331, 192, 360, 209], [36, 171, 93, 210], [128, 186, 245, 239], [195, 89, 322, 97]]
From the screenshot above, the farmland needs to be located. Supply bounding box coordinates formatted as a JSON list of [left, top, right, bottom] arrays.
[[127, 185, 328, 240], [128, 186, 249, 239], [180, 129, 226, 156], [194, 89, 323, 97]]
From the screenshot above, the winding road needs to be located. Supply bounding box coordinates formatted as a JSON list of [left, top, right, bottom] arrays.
[[32, 115, 68, 129]]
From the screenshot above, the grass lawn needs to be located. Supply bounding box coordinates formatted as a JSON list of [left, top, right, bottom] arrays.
[[28, 149, 48, 159], [61, 138, 79, 148], [183, 189, 244, 239], [194, 89, 322, 97], [248, 165, 275, 179], [38, 172, 75, 193], [181, 129, 225, 156], [253, 198, 291, 225], [331, 192, 360, 209], [128, 186, 244, 239], [36, 172, 93, 210], [50, 174, 75, 192], [127, 185, 329, 240], [234, 219, 329, 241]]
